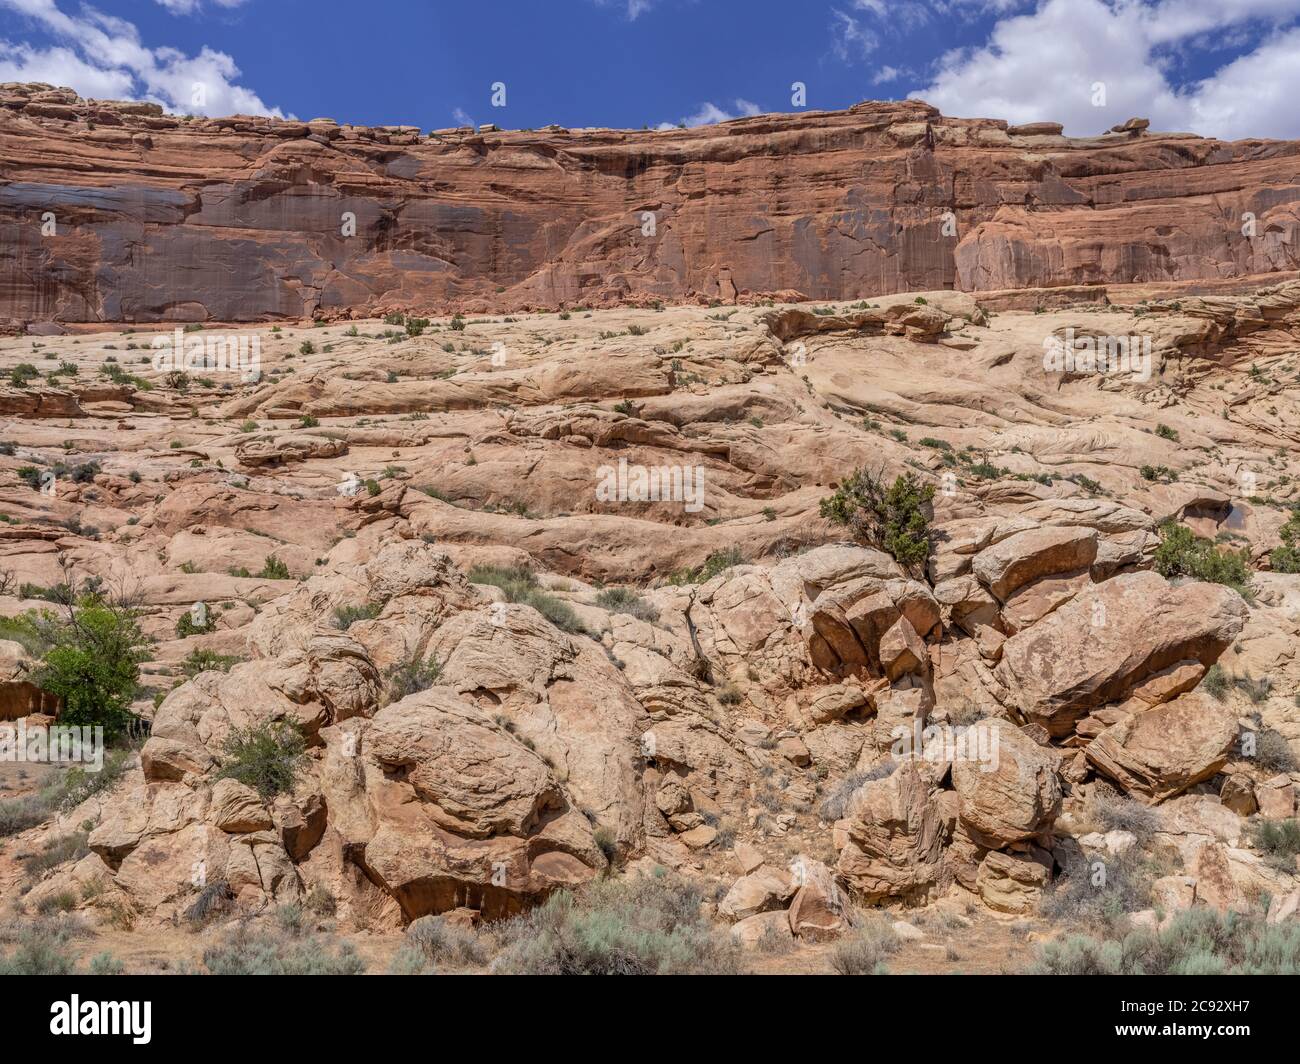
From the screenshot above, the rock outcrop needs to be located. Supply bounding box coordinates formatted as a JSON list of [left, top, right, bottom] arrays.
[[2, 85, 1298, 323]]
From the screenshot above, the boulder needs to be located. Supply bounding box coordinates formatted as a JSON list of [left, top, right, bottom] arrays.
[[730, 910, 795, 950], [976, 849, 1050, 914], [951, 719, 1062, 847], [994, 572, 1247, 737], [1085, 693, 1237, 803], [837, 760, 950, 903], [718, 868, 796, 921], [786, 857, 846, 940], [1256, 777, 1297, 820], [879, 616, 927, 680], [209, 778, 272, 833], [970, 525, 1098, 601], [1218, 774, 1257, 816]]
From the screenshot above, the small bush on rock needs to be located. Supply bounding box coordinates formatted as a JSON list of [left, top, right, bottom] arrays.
[[1251, 819, 1300, 873], [215, 720, 307, 799], [594, 587, 659, 622], [1153, 522, 1252, 598], [820, 467, 934, 576], [383, 655, 443, 704], [467, 565, 586, 635]]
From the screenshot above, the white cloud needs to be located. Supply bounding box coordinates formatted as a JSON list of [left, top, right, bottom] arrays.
[[0, 0, 285, 117], [829, 8, 878, 59], [0, 41, 134, 97], [452, 107, 475, 127], [1142, 0, 1300, 43], [593, 0, 657, 19], [911, 0, 1300, 139], [153, 0, 251, 14], [658, 98, 762, 129]]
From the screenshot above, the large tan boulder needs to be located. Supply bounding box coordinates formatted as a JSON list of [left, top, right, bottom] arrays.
[[1085, 692, 1238, 802], [976, 849, 1051, 914], [971, 525, 1098, 601], [271, 790, 328, 860], [879, 616, 927, 680], [932, 576, 1000, 636], [730, 911, 795, 950], [837, 760, 951, 903], [951, 720, 1062, 847], [718, 867, 796, 921], [0, 639, 60, 720], [210, 778, 273, 833], [786, 857, 846, 940], [994, 572, 1247, 737], [1256, 777, 1297, 820], [366, 690, 565, 839], [234, 433, 347, 467]]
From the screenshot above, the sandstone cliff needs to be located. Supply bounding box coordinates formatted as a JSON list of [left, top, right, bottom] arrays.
[[2, 82, 1299, 324]]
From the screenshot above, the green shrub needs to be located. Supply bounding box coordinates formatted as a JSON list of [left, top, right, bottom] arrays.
[[257, 557, 291, 580], [182, 648, 242, 678], [88, 952, 125, 975], [829, 919, 900, 975], [1155, 423, 1179, 441], [1141, 464, 1178, 483], [493, 873, 742, 975], [1039, 846, 1172, 930], [1153, 522, 1252, 598], [1, 749, 134, 841], [1089, 792, 1160, 843], [594, 587, 660, 622], [30, 598, 150, 739], [663, 548, 748, 586], [467, 566, 585, 635], [402, 916, 488, 970], [0, 795, 49, 836], [203, 922, 364, 975], [820, 467, 934, 575], [1201, 663, 1229, 700], [215, 721, 307, 799], [1251, 819, 1300, 873], [21, 831, 89, 877], [1252, 725, 1298, 773], [383, 655, 443, 704], [1027, 907, 1300, 974], [175, 606, 218, 638], [0, 924, 81, 974], [1270, 508, 1300, 574], [331, 602, 383, 630]]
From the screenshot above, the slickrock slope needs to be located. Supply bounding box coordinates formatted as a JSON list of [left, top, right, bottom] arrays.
[[2, 82, 1299, 325], [1, 276, 1299, 971]]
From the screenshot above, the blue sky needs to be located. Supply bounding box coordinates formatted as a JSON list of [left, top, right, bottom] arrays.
[[2, 0, 1299, 139]]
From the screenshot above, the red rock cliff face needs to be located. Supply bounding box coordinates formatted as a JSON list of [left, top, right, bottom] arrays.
[[1, 82, 1298, 323]]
